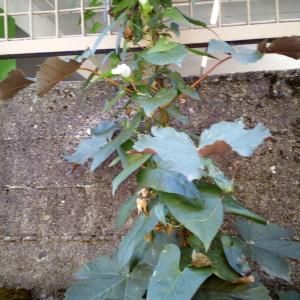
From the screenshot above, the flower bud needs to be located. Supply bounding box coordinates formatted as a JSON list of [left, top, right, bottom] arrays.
[[111, 64, 131, 78]]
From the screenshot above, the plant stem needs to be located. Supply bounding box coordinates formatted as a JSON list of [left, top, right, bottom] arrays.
[[79, 67, 134, 94], [190, 56, 231, 89]]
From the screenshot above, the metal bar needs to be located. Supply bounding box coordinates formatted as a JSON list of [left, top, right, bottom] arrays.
[[54, 0, 59, 37], [218, 0, 222, 27], [0, 22, 299, 56], [246, 0, 251, 25], [3, 0, 8, 40], [80, 0, 85, 36], [275, 0, 280, 23], [29, 0, 33, 38]]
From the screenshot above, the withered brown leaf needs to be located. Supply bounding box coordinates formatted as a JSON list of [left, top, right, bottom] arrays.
[[258, 36, 300, 59], [198, 140, 232, 157], [36, 57, 81, 97], [0, 69, 34, 100], [232, 275, 255, 284], [191, 250, 212, 268]]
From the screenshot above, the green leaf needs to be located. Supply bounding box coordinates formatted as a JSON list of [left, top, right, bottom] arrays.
[[65, 121, 118, 165], [235, 220, 300, 280], [112, 153, 151, 194], [193, 277, 271, 300], [277, 290, 300, 300], [208, 39, 263, 64], [164, 7, 207, 28], [147, 244, 213, 300], [160, 192, 223, 251], [116, 207, 159, 269], [90, 112, 142, 171], [223, 195, 267, 224], [148, 37, 178, 53], [65, 257, 152, 300], [221, 235, 251, 276], [137, 167, 203, 201], [199, 119, 271, 157], [204, 159, 233, 193], [133, 88, 177, 116], [103, 90, 126, 112], [166, 106, 189, 124], [134, 127, 204, 181], [141, 44, 188, 66], [189, 235, 240, 281], [187, 47, 217, 59], [116, 193, 137, 228], [154, 202, 168, 225]]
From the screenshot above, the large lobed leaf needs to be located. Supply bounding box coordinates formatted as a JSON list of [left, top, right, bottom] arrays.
[[258, 36, 300, 60], [147, 244, 213, 300], [199, 119, 271, 157], [234, 220, 300, 280], [134, 126, 204, 181], [208, 39, 263, 64], [0, 69, 34, 100], [160, 192, 223, 251], [65, 256, 152, 300], [36, 57, 81, 97]]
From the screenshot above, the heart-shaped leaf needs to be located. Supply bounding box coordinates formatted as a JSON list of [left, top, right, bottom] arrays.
[[133, 88, 177, 116], [199, 119, 271, 157], [208, 39, 263, 64], [36, 57, 81, 97], [0, 69, 34, 100], [134, 127, 204, 181], [147, 244, 213, 300], [160, 192, 223, 251], [258, 36, 300, 59]]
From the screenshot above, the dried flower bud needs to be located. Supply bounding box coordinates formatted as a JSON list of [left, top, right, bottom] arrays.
[[191, 250, 212, 268], [138, 187, 150, 198], [232, 275, 255, 284], [124, 24, 133, 40], [136, 197, 149, 215]]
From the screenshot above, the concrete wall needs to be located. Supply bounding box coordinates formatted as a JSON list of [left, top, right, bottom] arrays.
[[0, 70, 299, 299]]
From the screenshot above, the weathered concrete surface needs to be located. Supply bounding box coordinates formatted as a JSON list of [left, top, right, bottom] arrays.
[[0, 70, 299, 299]]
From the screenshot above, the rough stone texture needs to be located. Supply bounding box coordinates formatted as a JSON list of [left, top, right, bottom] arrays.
[[0, 69, 299, 299]]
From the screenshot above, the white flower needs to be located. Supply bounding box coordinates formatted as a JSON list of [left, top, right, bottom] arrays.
[[139, 0, 148, 5], [111, 64, 131, 78]]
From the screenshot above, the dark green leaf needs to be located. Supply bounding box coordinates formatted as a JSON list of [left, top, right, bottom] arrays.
[[112, 153, 151, 194], [189, 235, 240, 281], [65, 257, 152, 300], [193, 277, 271, 300], [199, 119, 271, 157], [137, 167, 203, 201], [134, 126, 204, 181], [221, 235, 251, 276], [148, 37, 178, 53], [235, 220, 300, 280], [116, 193, 137, 228], [147, 244, 213, 300], [116, 206, 159, 269], [164, 7, 207, 28], [204, 159, 233, 193], [133, 88, 177, 116], [208, 39, 263, 64], [160, 192, 223, 251], [223, 195, 267, 224], [166, 106, 189, 124], [65, 121, 118, 165], [277, 290, 300, 300], [90, 112, 142, 171], [141, 44, 188, 66]]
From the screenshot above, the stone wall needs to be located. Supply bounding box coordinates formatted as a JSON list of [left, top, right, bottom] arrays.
[[0, 70, 299, 299]]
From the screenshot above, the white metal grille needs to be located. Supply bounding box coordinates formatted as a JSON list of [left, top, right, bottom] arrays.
[[0, 0, 299, 56]]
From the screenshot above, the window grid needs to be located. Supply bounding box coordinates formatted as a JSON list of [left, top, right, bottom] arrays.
[[0, 0, 298, 41]]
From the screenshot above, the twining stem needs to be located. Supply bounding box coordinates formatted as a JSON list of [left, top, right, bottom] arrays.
[[79, 67, 134, 94], [190, 56, 231, 89]]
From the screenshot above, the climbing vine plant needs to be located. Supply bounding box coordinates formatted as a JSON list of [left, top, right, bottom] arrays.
[[0, 0, 300, 299]]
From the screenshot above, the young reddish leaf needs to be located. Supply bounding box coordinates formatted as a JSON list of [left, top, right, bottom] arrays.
[[0, 69, 34, 100], [36, 57, 81, 97], [258, 36, 300, 59]]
